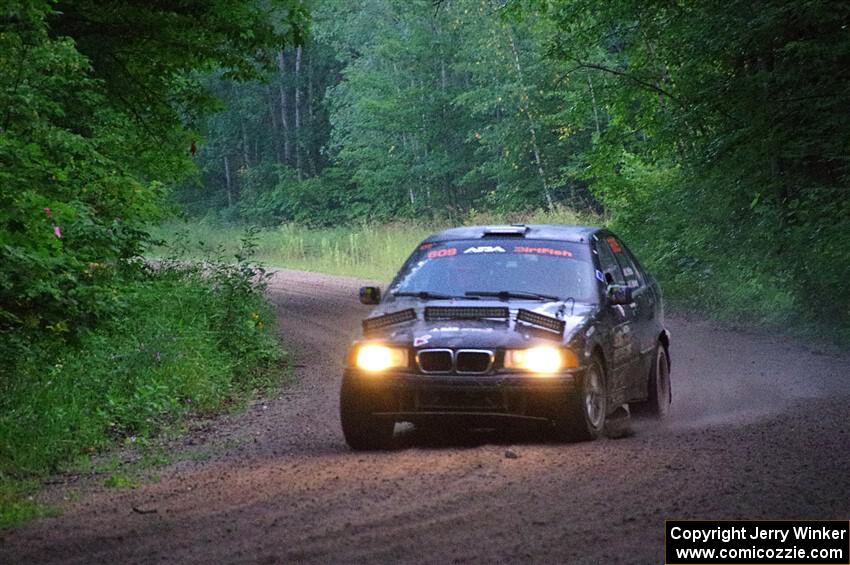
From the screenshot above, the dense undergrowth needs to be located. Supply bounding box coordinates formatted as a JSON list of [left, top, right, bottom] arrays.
[[0, 233, 283, 529], [154, 210, 850, 347]]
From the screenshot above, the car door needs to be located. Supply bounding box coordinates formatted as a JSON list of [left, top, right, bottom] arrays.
[[605, 235, 657, 400], [594, 236, 640, 407]]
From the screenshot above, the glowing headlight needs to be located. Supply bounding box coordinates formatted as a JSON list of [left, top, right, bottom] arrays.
[[504, 347, 577, 374], [355, 344, 408, 372]]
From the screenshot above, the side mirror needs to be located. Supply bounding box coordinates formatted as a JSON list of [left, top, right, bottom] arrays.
[[607, 285, 633, 305], [359, 286, 381, 305]]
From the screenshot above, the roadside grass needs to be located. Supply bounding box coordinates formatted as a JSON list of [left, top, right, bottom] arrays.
[[154, 221, 432, 281], [0, 481, 61, 530], [102, 474, 140, 490], [151, 206, 595, 282], [0, 233, 286, 529]]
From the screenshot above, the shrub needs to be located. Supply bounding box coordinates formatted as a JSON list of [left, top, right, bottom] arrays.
[[0, 230, 282, 479]]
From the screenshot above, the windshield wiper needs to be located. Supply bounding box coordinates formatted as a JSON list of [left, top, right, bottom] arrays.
[[392, 291, 477, 300], [465, 290, 561, 301]]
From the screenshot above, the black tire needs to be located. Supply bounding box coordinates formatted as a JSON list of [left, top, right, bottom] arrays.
[[632, 343, 671, 418], [340, 377, 395, 450], [552, 355, 607, 441]]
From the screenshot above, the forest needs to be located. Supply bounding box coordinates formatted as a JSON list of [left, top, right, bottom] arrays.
[[1, 0, 848, 524], [179, 0, 850, 333]]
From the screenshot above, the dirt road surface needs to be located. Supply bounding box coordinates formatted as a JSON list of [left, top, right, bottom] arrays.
[[2, 269, 849, 564]]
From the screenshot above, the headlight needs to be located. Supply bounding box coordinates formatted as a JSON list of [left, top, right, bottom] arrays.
[[504, 347, 578, 374], [355, 344, 408, 372]]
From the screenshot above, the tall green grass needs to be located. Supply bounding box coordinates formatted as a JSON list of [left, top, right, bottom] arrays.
[[0, 273, 280, 478], [0, 237, 284, 528], [152, 207, 594, 282]]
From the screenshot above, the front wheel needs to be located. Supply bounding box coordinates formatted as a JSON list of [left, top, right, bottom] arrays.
[[632, 343, 671, 418], [340, 378, 395, 450], [552, 355, 607, 441]]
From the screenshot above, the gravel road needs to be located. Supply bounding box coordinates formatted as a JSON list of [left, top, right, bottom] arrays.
[[2, 269, 849, 564]]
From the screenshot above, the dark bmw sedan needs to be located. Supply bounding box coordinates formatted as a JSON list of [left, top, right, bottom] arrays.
[[340, 224, 671, 450]]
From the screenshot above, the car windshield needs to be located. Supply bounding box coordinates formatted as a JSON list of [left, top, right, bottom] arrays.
[[388, 239, 598, 303]]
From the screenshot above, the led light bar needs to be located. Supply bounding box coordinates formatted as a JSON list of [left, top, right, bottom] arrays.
[[362, 308, 416, 334], [516, 309, 566, 336], [424, 306, 509, 321]]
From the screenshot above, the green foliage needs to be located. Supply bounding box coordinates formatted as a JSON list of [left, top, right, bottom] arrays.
[[176, 37, 341, 220], [522, 0, 850, 331], [179, 0, 598, 224], [0, 235, 282, 480], [1, 0, 308, 363], [102, 474, 140, 490], [322, 0, 586, 218], [1, 3, 157, 356], [46, 0, 308, 162], [1, 0, 306, 529], [0, 480, 60, 530], [237, 164, 356, 226]]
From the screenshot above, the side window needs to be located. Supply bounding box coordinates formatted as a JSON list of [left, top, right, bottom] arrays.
[[607, 236, 644, 290], [596, 239, 625, 285]]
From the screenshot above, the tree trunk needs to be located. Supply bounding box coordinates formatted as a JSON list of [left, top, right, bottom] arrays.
[[587, 75, 601, 136], [294, 45, 303, 179], [277, 50, 291, 165], [240, 115, 250, 168], [417, 77, 431, 210], [394, 62, 414, 206], [266, 85, 282, 163], [508, 32, 554, 211], [230, 83, 250, 171], [440, 58, 447, 95], [441, 61, 454, 207], [224, 155, 232, 208], [306, 49, 317, 176]]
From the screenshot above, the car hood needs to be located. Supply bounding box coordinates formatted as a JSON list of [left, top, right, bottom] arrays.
[[363, 298, 596, 349]]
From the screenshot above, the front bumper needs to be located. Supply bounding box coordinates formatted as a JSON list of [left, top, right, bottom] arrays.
[[342, 368, 584, 424]]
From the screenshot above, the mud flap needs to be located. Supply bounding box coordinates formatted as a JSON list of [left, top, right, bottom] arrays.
[[605, 404, 632, 439]]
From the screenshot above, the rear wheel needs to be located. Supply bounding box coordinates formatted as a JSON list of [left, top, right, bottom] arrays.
[[632, 343, 671, 418], [552, 355, 607, 441], [340, 377, 395, 450]]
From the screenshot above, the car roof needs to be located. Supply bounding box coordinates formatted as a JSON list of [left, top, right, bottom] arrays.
[[423, 224, 605, 244]]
